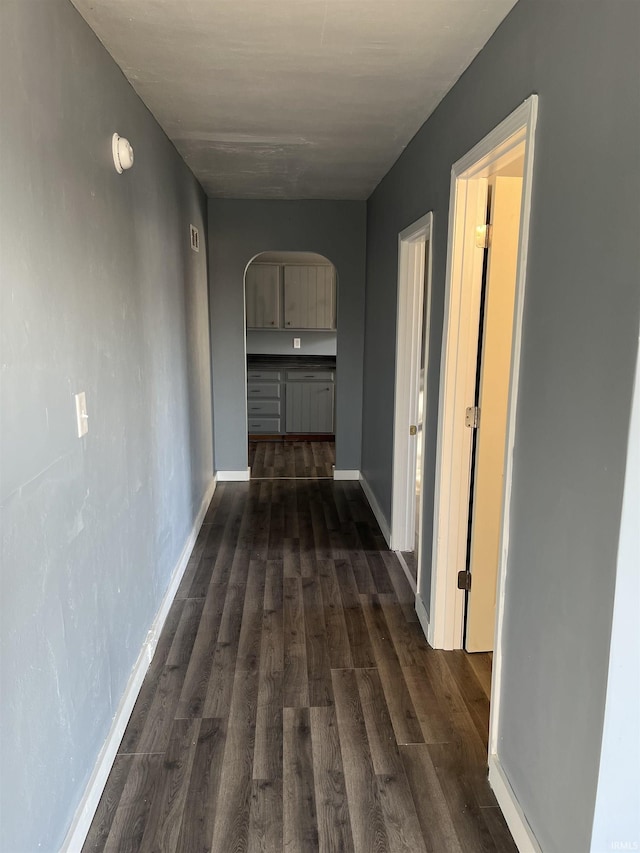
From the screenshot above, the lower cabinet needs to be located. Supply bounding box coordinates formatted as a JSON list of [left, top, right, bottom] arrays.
[[285, 381, 334, 433], [247, 364, 335, 435], [247, 370, 281, 433]]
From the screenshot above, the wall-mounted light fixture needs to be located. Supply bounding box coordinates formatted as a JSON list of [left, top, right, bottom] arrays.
[[112, 133, 134, 173]]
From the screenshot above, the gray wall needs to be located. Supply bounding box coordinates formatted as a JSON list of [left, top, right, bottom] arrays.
[[208, 199, 366, 472], [246, 329, 337, 356], [361, 1, 640, 850], [0, 1, 213, 849]]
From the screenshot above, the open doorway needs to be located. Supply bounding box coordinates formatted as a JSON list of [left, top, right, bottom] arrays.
[[427, 97, 538, 649], [244, 251, 338, 480], [391, 214, 433, 591], [463, 168, 523, 652], [423, 96, 539, 851]]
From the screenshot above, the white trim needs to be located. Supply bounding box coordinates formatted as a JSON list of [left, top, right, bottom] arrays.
[[430, 174, 488, 650], [391, 213, 433, 553], [394, 550, 418, 595], [61, 475, 217, 852], [217, 468, 251, 482], [489, 95, 539, 757], [333, 469, 360, 481], [358, 473, 391, 547], [489, 755, 542, 853], [241, 256, 253, 473], [454, 99, 537, 177], [429, 95, 538, 653]]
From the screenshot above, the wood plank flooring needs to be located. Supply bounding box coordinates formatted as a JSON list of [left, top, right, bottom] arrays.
[[249, 440, 335, 479], [83, 480, 515, 853], [399, 550, 417, 583]]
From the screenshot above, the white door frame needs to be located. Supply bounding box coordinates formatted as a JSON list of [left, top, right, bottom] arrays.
[[428, 96, 539, 851], [429, 96, 537, 651], [390, 213, 433, 590]]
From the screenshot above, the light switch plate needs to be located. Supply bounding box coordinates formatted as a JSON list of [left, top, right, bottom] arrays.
[[75, 392, 88, 437], [293, 337, 301, 349]]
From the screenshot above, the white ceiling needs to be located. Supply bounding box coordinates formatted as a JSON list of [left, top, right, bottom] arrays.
[[71, 0, 517, 200]]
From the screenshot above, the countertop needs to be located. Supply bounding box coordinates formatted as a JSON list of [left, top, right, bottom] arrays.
[[247, 354, 336, 371]]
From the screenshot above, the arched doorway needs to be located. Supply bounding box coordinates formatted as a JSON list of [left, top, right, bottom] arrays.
[[244, 251, 338, 479]]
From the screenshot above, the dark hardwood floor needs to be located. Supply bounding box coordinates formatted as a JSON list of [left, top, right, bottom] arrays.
[[399, 550, 418, 583], [83, 479, 515, 853], [249, 440, 335, 479]]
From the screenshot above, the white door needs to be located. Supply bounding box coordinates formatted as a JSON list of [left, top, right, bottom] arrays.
[[391, 214, 433, 591], [410, 239, 431, 579], [465, 176, 523, 652]]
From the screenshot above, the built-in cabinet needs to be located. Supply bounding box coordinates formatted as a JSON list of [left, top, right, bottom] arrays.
[[247, 363, 335, 435], [283, 266, 336, 329], [245, 264, 280, 328], [246, 263, 336, 330], [285, 370, 335, 432]]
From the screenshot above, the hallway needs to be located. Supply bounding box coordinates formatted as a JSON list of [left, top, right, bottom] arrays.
[[249, 440, 336, 479], [83, 479, 515, 852]]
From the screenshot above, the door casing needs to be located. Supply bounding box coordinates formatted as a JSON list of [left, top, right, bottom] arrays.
[[426, 94, 539, 852], [390, 212, 434, 594]]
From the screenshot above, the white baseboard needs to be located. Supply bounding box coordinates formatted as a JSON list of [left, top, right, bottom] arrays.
[[333, 469, 360, 481], [217, 468, 250, 482], [488, 754, 542, 853], [61, 475, 217, 852], [415, 592, 433, 647], [358, 473, 391, 547]]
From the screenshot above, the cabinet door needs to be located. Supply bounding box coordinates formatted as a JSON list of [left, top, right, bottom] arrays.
[[283, 265, 336, 329], [245, 264, 281, 328], [285, 382, 334, 433]]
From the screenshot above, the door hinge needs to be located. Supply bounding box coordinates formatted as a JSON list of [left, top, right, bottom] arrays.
[[465, 406, 480, 429], [409, 424, 417, 436], [475, 224, 492, 249], [457, 570, 472, 591]]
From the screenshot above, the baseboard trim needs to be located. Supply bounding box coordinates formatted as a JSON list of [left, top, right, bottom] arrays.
[[333, 469, 360, 481], [358, 473, 391, 547], [61, 475, 217, 852], [217, 468, 250, 482], [488, 755, 542, 853]]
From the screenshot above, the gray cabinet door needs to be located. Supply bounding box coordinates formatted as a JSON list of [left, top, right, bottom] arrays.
[[285, 382, 334, 433], [283, 265, 336, 329], [245, 264, 281, 328]]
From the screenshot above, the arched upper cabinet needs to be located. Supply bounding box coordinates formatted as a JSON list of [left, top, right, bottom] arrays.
[[245, 251, 336, 331]]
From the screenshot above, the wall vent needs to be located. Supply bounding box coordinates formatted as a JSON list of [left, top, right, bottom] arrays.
[[190, 224, 200, 253]]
